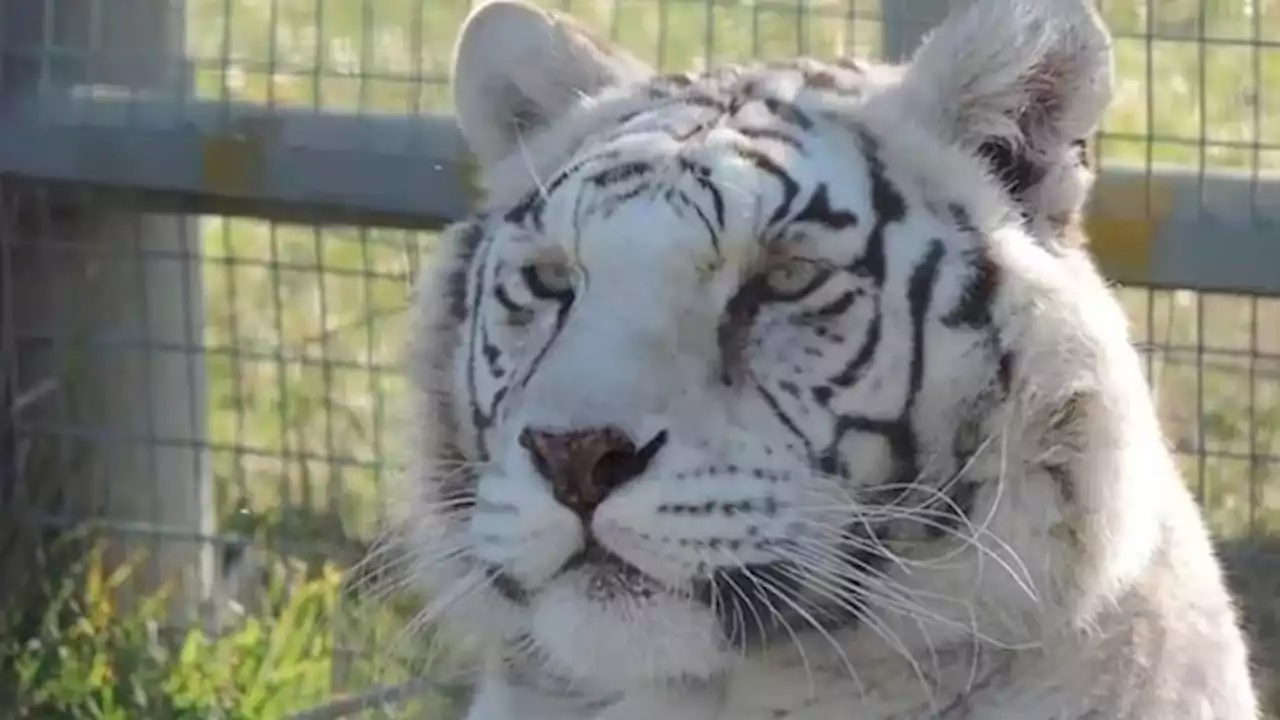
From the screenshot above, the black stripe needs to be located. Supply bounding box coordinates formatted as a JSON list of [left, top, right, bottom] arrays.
[[842, 134, 902, 295], [514, 293, 576, 393], [830, 312, 879, 387], [465, 240, 496, 456], [827, 127, 902, 388], [446, 221, 486, 321], [801, 290, 857, 321], [729, 144, 799, 227], [481, 323, 501, 371], [594, 182, 654, 219], [668, 188, 721, 254], [698, 174, 727, 234], [822, 240, 946, 516], [505, 189, 547, 229], [680, 93, 731, 112], [906, 241, 947, 398], [997, 351, 1015, 394], [752, 377, 816, 459], [848, 126, 903, 283], [791, 184, 860, 231], [679, 157, 726, 233], [586, 160, 654, 187], [505, 150, 625, 227], [941, 246, 1000, 330], [493, 282, 528, 314], [761, 97, 813, 130], [736, 126, 804, 151]]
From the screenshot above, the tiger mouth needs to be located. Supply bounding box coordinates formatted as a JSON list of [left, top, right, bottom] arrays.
[[560, 539, 647, 579], [488, 539, 653, 604]]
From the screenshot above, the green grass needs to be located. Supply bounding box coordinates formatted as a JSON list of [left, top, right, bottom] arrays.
[[1, 539, 466, 720], [13, 0, 1280, 717]]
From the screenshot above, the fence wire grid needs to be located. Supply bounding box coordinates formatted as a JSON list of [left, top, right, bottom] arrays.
[[1, 0, 1279, 718]]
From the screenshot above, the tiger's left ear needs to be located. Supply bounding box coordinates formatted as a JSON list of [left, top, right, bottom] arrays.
[[898, 0, 1113, 235], [452, 0, 654, 172]]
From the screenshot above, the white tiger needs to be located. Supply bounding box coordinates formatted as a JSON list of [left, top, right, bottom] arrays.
[[394, 0, 1261, 717]]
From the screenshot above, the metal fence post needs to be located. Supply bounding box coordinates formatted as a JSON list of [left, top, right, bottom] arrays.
[[0, 0, 212, 624]]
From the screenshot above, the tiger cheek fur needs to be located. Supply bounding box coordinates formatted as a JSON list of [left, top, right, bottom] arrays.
[[391, 1, 1261, 718]]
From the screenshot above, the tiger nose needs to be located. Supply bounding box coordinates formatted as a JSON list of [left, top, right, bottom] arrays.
[[519, 426, 668, 519]]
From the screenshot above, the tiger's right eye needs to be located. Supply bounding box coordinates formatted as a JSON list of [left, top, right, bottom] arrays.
[[521, 263, 575, 301], [757, 258, 833, 302]]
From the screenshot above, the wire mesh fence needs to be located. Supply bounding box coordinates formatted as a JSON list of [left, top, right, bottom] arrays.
[[0, 0, 1278, 718]]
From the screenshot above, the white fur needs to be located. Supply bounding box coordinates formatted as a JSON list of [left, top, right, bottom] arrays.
[[392, 0, 1260, 718]]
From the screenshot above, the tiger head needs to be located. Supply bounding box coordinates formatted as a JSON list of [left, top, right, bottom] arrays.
[[402, 0, 1167, 695]]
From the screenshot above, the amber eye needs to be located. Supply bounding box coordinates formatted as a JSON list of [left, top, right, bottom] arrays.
[[757, 259, 833, 302], [520, 262, 575, 300]]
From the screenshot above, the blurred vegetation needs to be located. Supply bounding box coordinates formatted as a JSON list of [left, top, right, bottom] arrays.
[[4, 547, 340, 720], [5, 0, 1278, 717], [1, 538, 465, 720]]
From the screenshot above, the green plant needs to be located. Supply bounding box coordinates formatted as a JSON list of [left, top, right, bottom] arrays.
[[5, 545, 359, 720]]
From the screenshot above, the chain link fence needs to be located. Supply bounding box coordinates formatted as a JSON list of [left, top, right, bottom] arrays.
[[1, 0, 1278, 717]]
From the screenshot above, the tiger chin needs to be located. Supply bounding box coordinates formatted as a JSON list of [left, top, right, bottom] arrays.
[[392, 0, 1261, 717]]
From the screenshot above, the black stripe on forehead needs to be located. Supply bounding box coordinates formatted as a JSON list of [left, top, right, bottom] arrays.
[[723, 144, 799, 227], [505, 149, 626, 229]]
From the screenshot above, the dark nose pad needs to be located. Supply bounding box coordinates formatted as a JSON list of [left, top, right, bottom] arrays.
[[519, 426, 668, 520]]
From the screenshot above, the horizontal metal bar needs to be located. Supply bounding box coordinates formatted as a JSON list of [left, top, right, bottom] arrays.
[[1084, 168, 1280, 296], [0, 94, 478, 229], [0, 95, 1278, 295]]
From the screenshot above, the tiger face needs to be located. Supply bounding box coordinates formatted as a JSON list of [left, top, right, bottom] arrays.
[[405, 0, 1121, 694]]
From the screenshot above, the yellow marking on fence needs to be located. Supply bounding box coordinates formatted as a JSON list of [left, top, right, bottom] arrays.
[[200, 128, 267, 197], [1084, 178, 1175, 285]]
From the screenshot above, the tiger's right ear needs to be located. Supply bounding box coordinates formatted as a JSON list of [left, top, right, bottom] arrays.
[[451, 0, 654, 171], [895, 0, 1112, 235]]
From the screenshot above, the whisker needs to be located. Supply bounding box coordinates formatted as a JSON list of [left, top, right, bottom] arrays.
[[778, 533, 1041, 654], [397, 566, 493, 646], [720, 564, 774, 662], [772, 555, 938, 708], [720, 551, 817, 699], [765, 562, 868, 702]]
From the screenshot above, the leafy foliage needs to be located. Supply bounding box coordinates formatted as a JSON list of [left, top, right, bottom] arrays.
[[4, 546, 346, 720]]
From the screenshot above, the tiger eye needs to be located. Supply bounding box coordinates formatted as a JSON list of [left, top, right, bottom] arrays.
[[521, 262, 576, 300], [757, 258, 834, 302]]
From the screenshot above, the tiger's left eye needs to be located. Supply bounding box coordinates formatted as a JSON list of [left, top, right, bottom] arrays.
[[758, 259, 833, 302], [521, 262, 575, 300]]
